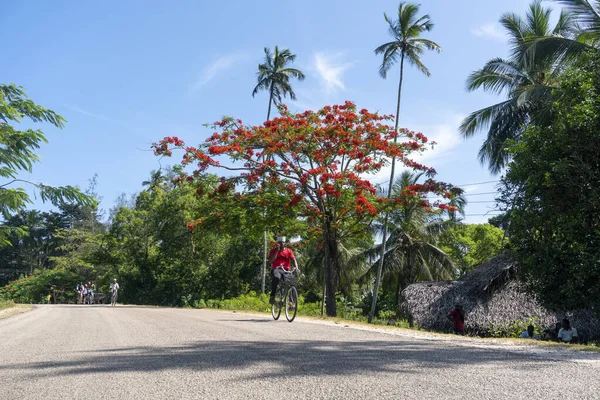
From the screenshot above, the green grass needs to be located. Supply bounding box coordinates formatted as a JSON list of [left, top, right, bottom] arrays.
[[0, 299, 15, 311]]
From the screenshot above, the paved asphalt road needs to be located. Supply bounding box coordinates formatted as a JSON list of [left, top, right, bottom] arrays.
[[1, 305, 599, 400]]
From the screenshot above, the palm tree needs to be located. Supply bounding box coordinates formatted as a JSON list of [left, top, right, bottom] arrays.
[[252, 47, 305, 294], [252, 46, 306, 121], [525, 0, 600, 65], [365, 172, 462, 318], [370, 1, 441, 322], [460, 1, 575, 174]]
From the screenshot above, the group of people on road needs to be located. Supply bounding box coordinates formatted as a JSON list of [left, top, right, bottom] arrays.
[[448, 304, 580, 344], [75, 279, 120, 306], [75, 281, 96, 304]]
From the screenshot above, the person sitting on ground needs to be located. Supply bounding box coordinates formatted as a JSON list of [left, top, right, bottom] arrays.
[[557, 319, 578, 343], [267, 236, 299, 305], [520, 324, 540, 340], [448, 304, 465, 335], [543, 322, 562, 341]]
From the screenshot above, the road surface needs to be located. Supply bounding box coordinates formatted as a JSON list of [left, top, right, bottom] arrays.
[[1, 305, 599, 400]]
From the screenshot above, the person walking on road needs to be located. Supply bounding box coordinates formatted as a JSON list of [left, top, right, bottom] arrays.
[[109, 279, 120, 306]]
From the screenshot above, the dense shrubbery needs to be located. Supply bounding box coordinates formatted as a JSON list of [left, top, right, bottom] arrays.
[[196, 291, 411, 327]]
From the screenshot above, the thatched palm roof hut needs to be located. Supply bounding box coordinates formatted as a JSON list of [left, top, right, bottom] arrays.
[[402, 254, 600, 339]]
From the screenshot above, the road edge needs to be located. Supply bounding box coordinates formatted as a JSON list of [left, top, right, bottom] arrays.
[[0, 305, 34, 320]]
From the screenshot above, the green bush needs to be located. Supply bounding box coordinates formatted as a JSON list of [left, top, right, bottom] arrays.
[[1, 269, 79, 304], [487, 318, 542, 338], [196, 292, 413, 328]]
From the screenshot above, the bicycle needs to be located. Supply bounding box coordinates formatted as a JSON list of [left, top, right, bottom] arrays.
[[271, 267, 299, 322], [84, 291, 95, 305]]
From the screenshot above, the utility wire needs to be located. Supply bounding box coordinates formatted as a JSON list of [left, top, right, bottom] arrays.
[[375, 179, 500, 187]]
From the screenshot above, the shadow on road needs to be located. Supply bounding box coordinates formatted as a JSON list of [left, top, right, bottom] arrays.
[[36, 305, 157, 309], [0, 339, 558, 379]]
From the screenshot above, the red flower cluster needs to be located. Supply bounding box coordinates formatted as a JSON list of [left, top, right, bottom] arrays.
[[154, 102, 456, 233]]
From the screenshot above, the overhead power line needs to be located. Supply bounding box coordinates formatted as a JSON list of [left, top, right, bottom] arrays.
[[374, 179, 500, 188], [464, 212, 503, 217], [424, 192, 498, 199], [456, 180, 499, 187]]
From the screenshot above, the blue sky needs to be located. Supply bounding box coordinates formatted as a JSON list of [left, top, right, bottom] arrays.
[[1, 0, 543, 223]]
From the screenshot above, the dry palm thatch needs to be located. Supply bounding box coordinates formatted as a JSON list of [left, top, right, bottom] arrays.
[[402, 254, 600, 339]]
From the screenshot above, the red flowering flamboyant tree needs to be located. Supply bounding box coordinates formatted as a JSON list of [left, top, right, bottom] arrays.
[[153, 101, 458, 316]]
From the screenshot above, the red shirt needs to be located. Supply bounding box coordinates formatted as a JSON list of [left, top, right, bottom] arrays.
[[450, 309, 464, 330], [269, 247, 295, 270]]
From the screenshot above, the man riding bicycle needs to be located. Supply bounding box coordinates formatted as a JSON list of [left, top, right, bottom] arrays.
[[268, 236, 299, 304]]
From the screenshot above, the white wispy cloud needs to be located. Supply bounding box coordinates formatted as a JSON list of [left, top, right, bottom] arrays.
[[313, 52, 353, 93], [190, 53, 245, 92], [472, 23, 505, 41], [415, 115, 464, 165], [65, 105, 116, 122]]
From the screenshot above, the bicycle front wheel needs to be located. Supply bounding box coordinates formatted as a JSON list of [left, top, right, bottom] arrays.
[[285, 286, 298, 322], [271, 287, 283, 320]]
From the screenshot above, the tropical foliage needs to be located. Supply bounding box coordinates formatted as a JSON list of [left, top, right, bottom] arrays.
[[252, 46, 305, 120], [364, 172, 463, 316], [438, 223, 505, 276], [5, 0, 600, 332], [500, 51, 600, 312], [153, 103, 461, 316], [460, 1, 575, 173], [0, 84, 96, 245]]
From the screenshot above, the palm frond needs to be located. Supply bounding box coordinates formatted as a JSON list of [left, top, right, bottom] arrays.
[[411, 38, 442, 52], [554, 9, 578, 35], [459, 99, 516, 138], [375, 41, 399, 78], [523, 35, 594, 67], [477, 103, 529, 174], [556, 0, 600, 29], [465, 58, 524, 95], [405, 48, 430, 76]]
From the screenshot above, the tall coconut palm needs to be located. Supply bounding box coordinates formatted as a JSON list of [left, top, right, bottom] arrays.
[[365, 172, 462, 317], [252, 46, 305, 294], [370, 1, 441, 322], [252, 46, 305, 121], [460, 1, 575, 174]]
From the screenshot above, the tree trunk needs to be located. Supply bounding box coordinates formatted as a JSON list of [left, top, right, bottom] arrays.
[[266, 83, 274, 121], [369, 52, 405, 323], [323, 214, 338, 317], [321, 267, 326, 316], [261, 84, 275, 294]]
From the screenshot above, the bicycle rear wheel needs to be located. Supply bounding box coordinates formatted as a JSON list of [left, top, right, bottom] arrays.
[[271, 287, 283, 320], [285, 286, 298, 322]]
